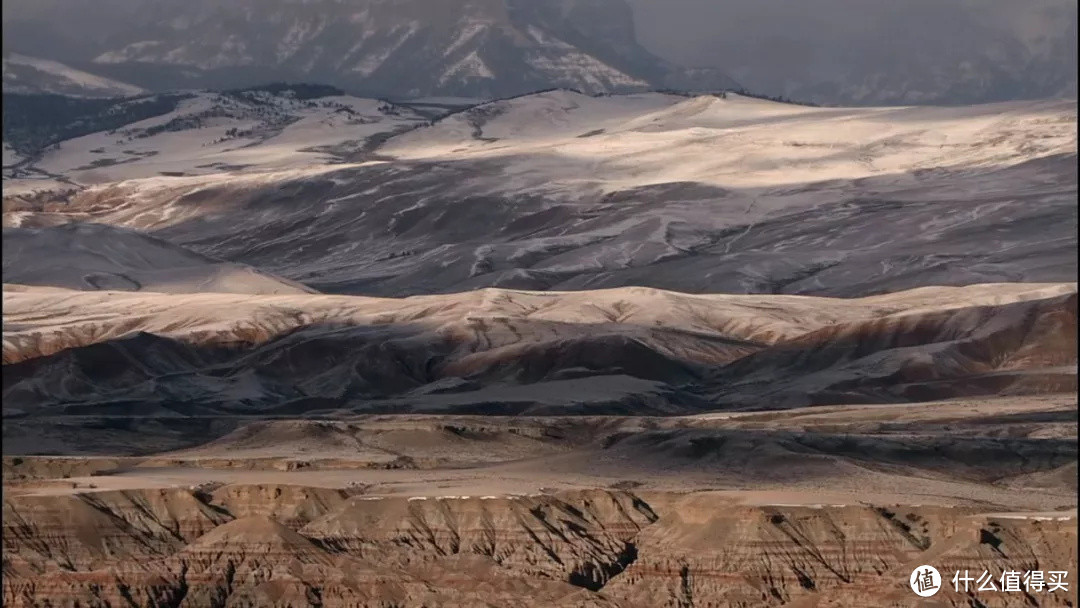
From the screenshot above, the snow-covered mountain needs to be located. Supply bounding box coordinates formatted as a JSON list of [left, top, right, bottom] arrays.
[[1, 0, 737, 98]]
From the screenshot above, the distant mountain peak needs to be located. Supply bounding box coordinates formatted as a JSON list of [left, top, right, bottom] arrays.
[[1, 0, 739, 98]]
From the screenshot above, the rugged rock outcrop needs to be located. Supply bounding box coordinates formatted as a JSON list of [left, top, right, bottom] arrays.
[[3, 487, 1076, 607], [605, 499, 1079, 607], [301, 490, 656, 589]]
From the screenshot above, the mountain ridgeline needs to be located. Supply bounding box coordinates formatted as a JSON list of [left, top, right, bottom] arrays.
[[1, 0, 738, 99]]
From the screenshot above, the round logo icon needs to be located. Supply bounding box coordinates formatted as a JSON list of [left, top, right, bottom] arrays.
[[910, 565, 942, 597]]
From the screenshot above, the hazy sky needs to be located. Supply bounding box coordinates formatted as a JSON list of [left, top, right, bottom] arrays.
[[627, 0, 1077, 101], [629, 0, 1075, 66]]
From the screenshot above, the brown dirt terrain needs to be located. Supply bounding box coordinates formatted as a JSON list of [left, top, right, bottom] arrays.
[[3, 395, 1076, 607]]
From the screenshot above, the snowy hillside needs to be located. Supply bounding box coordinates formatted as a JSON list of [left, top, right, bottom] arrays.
[[3, 223, 312, 295], [3, 87, 427, 192], [2, 53, 145, 98], [385, 90, 1075, 190], [3, 90, 1074, 300]]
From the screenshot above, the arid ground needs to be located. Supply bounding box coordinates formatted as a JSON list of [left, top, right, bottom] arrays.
[[4, 394, 1077, 607]]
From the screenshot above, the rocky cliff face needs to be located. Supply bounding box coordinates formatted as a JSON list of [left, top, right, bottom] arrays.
[[3, 487, 1076, 607], [605, 498, 1079, 607]]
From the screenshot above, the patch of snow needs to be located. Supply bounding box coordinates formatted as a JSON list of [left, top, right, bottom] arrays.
[[276, 19, 327, 62], [94, 41, 167, 64], [349, 22, 418, 76], [445, 22, 488, 55], [438, 51, 495, 86], [526, 51, 649, 90]]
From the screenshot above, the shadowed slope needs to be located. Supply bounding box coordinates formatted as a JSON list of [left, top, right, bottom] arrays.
[[2, 283, 1074, 419], [2, 223, 314, 295], [708, 291, 1078, 407]]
